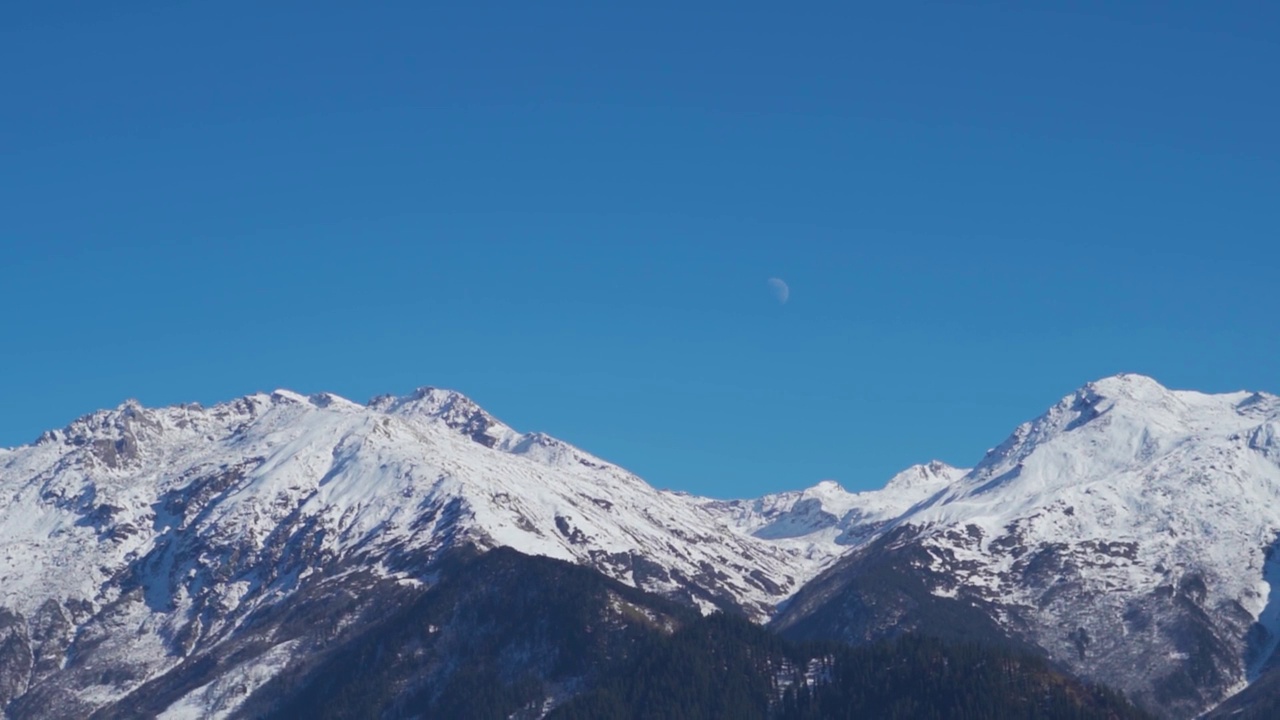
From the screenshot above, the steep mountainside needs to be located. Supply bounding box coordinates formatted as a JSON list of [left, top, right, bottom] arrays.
[[233, 548, 696, 720], [87, 548, 1154, 720], [776, 374, 1280, 718], [0, 387, 848, 718]]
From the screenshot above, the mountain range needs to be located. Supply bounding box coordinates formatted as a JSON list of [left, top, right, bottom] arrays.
[[1, 373, 1278, 718]]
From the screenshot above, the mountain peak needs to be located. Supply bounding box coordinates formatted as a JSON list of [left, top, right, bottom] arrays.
[[367, 385, 471, 412], [883, 461, 965, 492], [1081, 373, 1170, 401], [366, 386, 521, 450], [269, 389, 311, 405], [408, 385, 468, 403]]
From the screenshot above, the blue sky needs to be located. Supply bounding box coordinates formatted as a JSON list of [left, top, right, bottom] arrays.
[[3, 2, 1277, 497]]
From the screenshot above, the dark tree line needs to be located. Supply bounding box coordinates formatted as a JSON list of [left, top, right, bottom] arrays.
[[248, 549, 1152, 720], [550, 613, 1152, 720]]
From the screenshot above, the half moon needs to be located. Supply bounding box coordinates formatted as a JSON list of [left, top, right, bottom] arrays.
[[767, 278, 789, 304]]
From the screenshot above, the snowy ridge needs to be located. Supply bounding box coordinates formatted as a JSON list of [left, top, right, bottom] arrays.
[[870, 374, 1280, 715], [2, 385, 892, 717], [910, 374, 1280, 610], [0, 388, 791, 618], [702, 460, 967, 560]]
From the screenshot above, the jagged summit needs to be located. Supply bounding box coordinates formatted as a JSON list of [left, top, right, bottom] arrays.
[[368, 386, 520, 449], [367, 385, 473, 412], [362, 386, 457, 419], [883, 460, 964, 492]]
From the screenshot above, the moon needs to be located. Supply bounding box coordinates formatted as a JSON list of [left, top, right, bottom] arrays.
[[767, 277, 789, 304]]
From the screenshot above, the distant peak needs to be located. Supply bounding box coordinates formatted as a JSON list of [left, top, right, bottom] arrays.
[[1238, 391, 1279, 411], [884, 461, 965, 492], [252, 389, 362, 410], [309, 392, 362, 410], [370, 385, 514, 448], [924, 459, 956, 475], [365, 393, 396, 411], [270, 389, 310, 405], [810, 479, 845, 493], [368, 386, 476, 413], [408, 386, 462, 401]]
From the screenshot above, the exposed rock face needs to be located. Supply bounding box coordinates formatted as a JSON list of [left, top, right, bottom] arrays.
[[0, 610, 32, 711]]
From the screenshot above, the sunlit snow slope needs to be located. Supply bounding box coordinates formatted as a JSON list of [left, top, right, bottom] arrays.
[[701, 460, 967, 555], [0, 385, 914, 717], [776, 373, 1280, 718]]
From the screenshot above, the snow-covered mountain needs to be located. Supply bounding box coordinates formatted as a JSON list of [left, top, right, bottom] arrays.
[[701, 460, 967, 556], [775, 373, 1280, 718], [0, 386, 866, 717], [4, 373, 1280, 718]]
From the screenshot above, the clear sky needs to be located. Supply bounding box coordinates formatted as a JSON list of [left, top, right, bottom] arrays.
[[3, 2, 1277, 498]]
